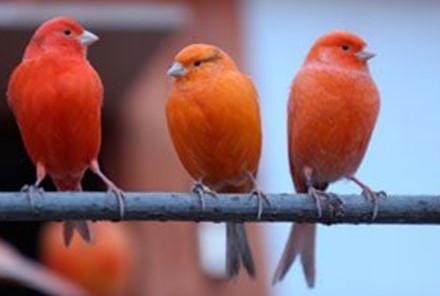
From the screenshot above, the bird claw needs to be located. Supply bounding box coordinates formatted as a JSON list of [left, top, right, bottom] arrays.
[[349, 176, 385, 221], [248, 187, 270, 220], [21, 183, 44, 212], [307, 187, 340, 218], [327, 193, 345, 219], [361, 188, 385, 220], [106, 185, 125, 220], [89, 161, 126, 220], [191, 181, 217, 210], [246, 172, 270, 219]]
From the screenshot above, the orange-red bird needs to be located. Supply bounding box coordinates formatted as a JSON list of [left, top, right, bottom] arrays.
[[40, 222, 133, 296], [166, 44, 263, 279], [273, 31, 382, 287], [7, 17, 123, 246]]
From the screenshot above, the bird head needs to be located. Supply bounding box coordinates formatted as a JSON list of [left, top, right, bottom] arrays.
[[24, 16, 98, 59], [306, 30, 375, 70], [167, 43, 238, 81]]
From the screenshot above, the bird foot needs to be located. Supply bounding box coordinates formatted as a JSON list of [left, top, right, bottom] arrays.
[[191, 181, 217, 210], [90, 161, 125, 220], [21, 183, 44, 212], [246, 172, 270, 219], [349, 176, 385, 220], [105, 184, 125, 220], [249, 187, 270, 220], [361, 187, 386, 220], [307, 187, 342, 218], [327, 193, 345, 219]]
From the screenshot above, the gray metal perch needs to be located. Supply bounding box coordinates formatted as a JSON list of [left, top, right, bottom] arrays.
[[0, 192, 439, 224]]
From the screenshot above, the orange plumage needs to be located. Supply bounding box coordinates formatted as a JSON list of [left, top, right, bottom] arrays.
[[39, 222, 132, 296], [7, 16, 123, 246], [273, 31, 381, 287], [166, 44, 262, 279]]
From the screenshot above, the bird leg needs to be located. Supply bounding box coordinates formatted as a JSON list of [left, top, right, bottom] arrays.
[[21, 162, 46, 211], [191, 180, 217, 210], [304, 168, 326, 218], [247, 172, 270, 220], [90, 160, 125, 220], [348, 176, 386, 220], [307, 186, 329, 218]]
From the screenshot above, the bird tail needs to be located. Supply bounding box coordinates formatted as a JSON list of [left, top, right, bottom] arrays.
[[53, 177, 94, 247], [62, 220, 93, 247], [226, 222, 255, 279], [220, 181, 256, 279], [272, 223, 316, 287]]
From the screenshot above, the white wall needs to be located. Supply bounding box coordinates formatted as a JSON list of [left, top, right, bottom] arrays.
[[241, 1, 440, 295]]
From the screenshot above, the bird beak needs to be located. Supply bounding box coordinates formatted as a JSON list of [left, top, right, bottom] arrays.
[[167, 62, 188, 77], [78, 30, 99, 46], [356, 49, 376, 61]]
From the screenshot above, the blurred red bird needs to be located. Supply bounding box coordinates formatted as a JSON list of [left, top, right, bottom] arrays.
[[40, 222, 133, 296], [7, 17, 123, 246], [166, 44, 264, 279], [273, 31, 382, 287]]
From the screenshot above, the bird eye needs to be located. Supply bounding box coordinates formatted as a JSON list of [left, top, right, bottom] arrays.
[[63, 29, 72, 36], [341, 44, 350, 52], [194, 60, 202, 67]]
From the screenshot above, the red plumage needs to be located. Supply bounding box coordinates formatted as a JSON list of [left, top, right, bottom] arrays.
[[8, 16, 123, 246]]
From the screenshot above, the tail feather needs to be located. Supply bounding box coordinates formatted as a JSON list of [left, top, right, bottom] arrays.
[[63, 221, 94, 247], [300, 224, 316, 288], [226, 223, 239, 278], [226, 222, 255, 279], [54, 177, 94, 247], [272, 223, 316, 287]]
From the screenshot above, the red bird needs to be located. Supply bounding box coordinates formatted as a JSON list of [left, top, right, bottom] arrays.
[[7, 17, 123, 246], [40, 222, 133, 296], [273, 31, 382, 287], [166, 44, 264, 279]]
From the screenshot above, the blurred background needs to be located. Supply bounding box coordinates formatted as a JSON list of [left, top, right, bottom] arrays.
[[0, 0, 439, 295]]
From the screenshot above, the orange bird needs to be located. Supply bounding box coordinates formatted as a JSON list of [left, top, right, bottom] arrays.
[[40, 222, 133, 296], [7, 17, 123, 246], [166, 44, 264, 279], [273, 31, 382, 287]]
